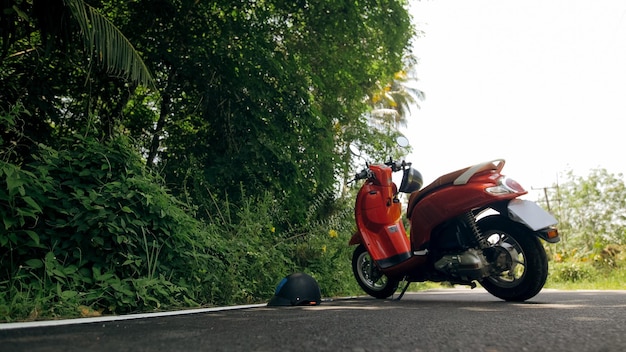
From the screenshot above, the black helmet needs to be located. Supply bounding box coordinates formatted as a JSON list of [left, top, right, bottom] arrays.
[[267, 272, 322, 306], [399, 167, 423, 193]]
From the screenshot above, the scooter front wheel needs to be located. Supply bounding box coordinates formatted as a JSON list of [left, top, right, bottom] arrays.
[[352, 244, 399, 299]]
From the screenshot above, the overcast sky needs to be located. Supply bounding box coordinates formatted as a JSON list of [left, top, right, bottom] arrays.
[[404, 0, 626, 200]]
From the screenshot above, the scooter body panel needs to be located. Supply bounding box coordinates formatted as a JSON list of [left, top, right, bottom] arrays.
[[354, 165, 412, 268], [409, 172, 521, 250]]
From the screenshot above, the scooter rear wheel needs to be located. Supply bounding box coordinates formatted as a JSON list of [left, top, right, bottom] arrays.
[[477, 216, 548, 302], [352, 244, 399, 299]]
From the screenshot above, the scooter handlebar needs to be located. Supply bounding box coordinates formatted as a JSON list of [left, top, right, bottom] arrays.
[[385, 160, 411, 172], [354, 169, 372, 180], [350, 160, 412, 183]]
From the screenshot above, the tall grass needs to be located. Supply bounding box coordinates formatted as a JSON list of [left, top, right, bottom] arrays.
[[545, 246, 626, 290]]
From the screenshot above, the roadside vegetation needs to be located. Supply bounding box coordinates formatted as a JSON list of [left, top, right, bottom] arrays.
[[0, 0, 415, 322], [1, 1, 623, 323], [547, 260, 626, 290], [543, 168, 626, 290], [0, 108, 364, 320]]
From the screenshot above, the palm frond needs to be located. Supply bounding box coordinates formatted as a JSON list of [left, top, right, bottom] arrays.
[[64, 0, 155, 90]]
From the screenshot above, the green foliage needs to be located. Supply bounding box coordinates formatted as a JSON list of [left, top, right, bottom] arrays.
[[0, 108, 362, 320], [117, 0, 413, 224], [0, 111, 232, 319], [63, 0, 155, 89], [282, 190, 360, 297], [1, 0, 416, 226], [549, 262, 596, 283], [541, 169, 626, 289], [545, 246, 626, 290], [0, 0, 417, 321], [207, 191, 295, 303], [544, 168, 626, 255]]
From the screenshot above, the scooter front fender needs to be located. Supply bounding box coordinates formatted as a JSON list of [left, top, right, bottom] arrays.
[[351, 222, 412, 269], [349, 231, 362, 245]]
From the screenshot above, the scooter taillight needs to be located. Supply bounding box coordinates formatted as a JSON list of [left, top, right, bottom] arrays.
[[485, 177, 526, 195], [504, 177, 525, 193]]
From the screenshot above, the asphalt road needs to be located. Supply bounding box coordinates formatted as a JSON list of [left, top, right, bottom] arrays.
[[1, 288, 625, 352]]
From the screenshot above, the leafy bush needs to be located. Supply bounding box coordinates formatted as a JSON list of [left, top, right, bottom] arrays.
[[0, 108, 361, 321], [0, 123, 235, 319], [549, 262, 596, 283]]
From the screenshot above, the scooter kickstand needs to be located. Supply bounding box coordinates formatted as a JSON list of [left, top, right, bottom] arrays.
[[396, 281, 410, 301]]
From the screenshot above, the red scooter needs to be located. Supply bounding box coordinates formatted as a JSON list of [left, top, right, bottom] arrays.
[[349, 143, 559, 302]]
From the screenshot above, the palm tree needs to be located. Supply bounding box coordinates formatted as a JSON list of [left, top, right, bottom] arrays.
[[368, 69, 425, 131], [63, 0, 155, 90], [2, 0, 154, 90]]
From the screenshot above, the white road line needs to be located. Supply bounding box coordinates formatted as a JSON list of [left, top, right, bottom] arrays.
[[0, 303, 267, 331]]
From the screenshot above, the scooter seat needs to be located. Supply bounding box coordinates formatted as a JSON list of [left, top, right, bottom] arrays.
[[406, 162, 499, 217]]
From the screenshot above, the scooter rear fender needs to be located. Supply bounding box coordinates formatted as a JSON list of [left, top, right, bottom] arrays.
[[505, 199, 560, 242], [476, 200, 560, 243]]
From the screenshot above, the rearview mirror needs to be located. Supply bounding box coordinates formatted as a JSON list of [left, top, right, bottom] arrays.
[[396, 136, 409, 147], [349, 143, 361, 157]]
